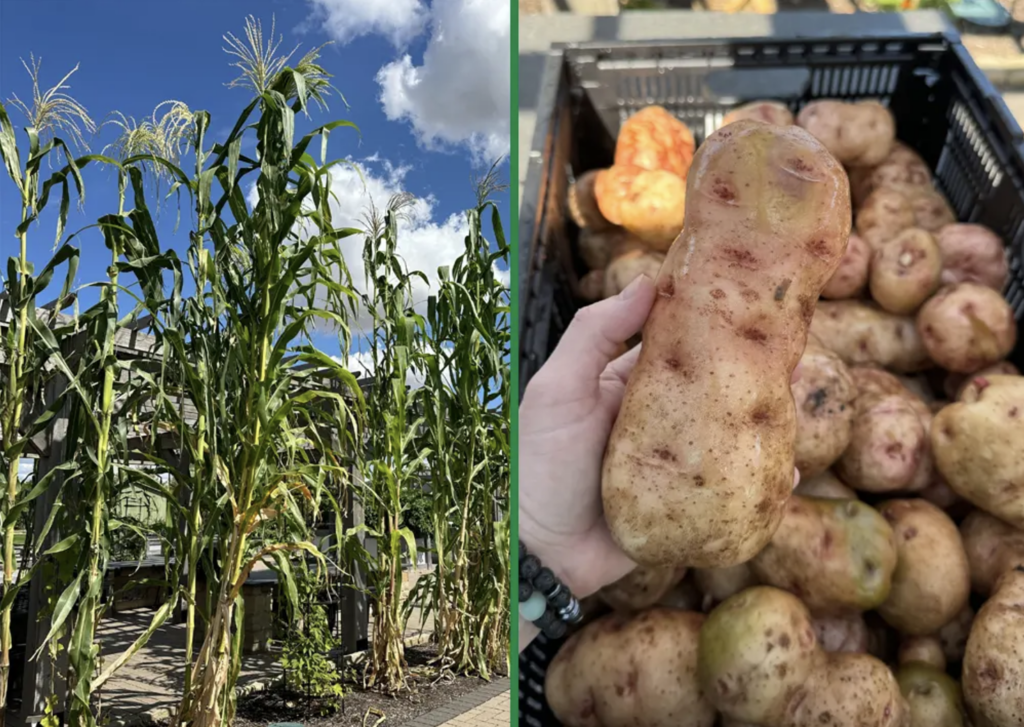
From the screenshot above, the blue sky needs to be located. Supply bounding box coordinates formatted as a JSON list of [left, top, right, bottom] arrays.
[[0, 0, 510, 369]]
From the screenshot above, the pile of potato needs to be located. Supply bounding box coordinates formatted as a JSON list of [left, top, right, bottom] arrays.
[[549, 100, 1024, 727]]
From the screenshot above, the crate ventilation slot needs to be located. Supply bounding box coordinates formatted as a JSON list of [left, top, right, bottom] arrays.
[[809, 64, 900, 99]]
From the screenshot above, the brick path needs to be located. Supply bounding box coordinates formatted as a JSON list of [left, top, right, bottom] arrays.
[[440, 692, 510, 726], [402, 678, 510, 727]]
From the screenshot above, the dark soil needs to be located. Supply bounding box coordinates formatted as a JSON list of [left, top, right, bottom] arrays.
[[231, 644, 507, 727]]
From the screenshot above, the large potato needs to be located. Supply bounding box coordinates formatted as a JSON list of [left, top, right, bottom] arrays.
[[849, 142, 933, 209], [936, 223, 1008, 290], [959, 509, 1024, 596], [898, 636, 946, 671], [787, 653, 909, 727], [876, 499, 971, 636], [615, 105, 696, 180], [896, 662, 967, 727], [909, 189, 956, 232], [962, 567, 1024, 727], [916, 282, 1017, 373], [598, 565, 687, 612], [933, 375, 1024, 528], [569, 169, 615, 231], [821, 232, 871, 300], [813, 612, 870, 653], [796, 100, 896, 167], [602, 121, 851, 568], [546, 608, 716, 727], [594, 165, 686, 250], [751, 496, 897, 614], [693, 563, 758, 612], [837, 393, 927, 493], [603, 249, 665, 298], [869, 228, 942, 314], [856, 188, 916, 250], [577, 226, 646, 270], [722, 101, 795, 127], [795, 470, 857, 500], [811, 301, 930, 373], [792, 342, 857, 477]]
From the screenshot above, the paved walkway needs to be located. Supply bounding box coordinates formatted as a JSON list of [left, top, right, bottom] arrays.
[[402, 678, 510, 727]]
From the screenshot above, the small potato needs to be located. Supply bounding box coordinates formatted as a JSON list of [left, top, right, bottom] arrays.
[[837, 393, 927, 493], [577, 226, 646, 270], [578, 269, 605, 302], [821, 232, 871, 300], [933, 375, 1024, 529], [917, 283, 1017, 373], [869, 228, 942, 314], [594, 165, 686, 250], [896, 662, 967, 727], [813, 612, 870, 653], [908, 189, 956, 232], [943, 361, 1020, 400], [852, 143, 934, 209], [919, 478, 966, 515], [546, 608, 716, 727], [569, 169, 614, 231], [788, 653, 909, 727], [898, 374, 937, 403], [751, 496, 897, 614], [876, 499, 971, 636], [722, 101, 795, 127], [938, 605, 974, 664], [856, 188, 916, 249], [792, 342, 857, 477], [598, 565, 687, 613], [898, 636, 947, 671], [614, 105, 696, 180], [811, 301, 931, 373], [693, 563, 758, 612], [936, 223, 1008, 290], [603, 249, 665, 298], [850, 365, 911, 398], [795, 471, 858, 500], [797, 100, 896, 167], [656, 576, 703, 611], [959, 509, 1024, 596], [866, 612, 901, 664], [962, 567, 1024, 727]]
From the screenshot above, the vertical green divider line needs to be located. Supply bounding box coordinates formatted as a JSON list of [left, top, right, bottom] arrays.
[[509, 0, 521, 724]]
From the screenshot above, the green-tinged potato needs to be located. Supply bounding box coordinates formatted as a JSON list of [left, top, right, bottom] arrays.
[[722, 101, 795, 127], [578, 226, 646, 270], [899, 636, 947, 671], [615, 105, 696, 180], [836, 394, 927, 493], [693, 563, 759, 612], [751, 496, 897, 613], [856, 188, 916, 250], [962, 567, 1024, 727], [787, 652, 909, 727], [595, 165, 687, 251], [821, 232, 871, 300], [579, 269, 605, 302], [598, 565, 687, 613], [909, 189, 957, 233], [602, 121, 850, 568], [569, 169, 615, 231], [811, 301, 931, 373], [936, 223, 1008, 290], [869, 228, 942, 315], [603, 249, 665, 298], [897, 662, 967, 727], [813, 612, 870, 653], [916, 283, 1017, 373], [698, 587, 821, 725], [546, 608, 716, 727], [959, 509, 1024, 597], [794, 471, 857, 500], [876, 500, 971, 635], [793, 342, 857, 477], [938, 605, 974, 664], [796, 100, 896, 167], [943, 361, 1020, 401], [933, 375, 1024, 529]]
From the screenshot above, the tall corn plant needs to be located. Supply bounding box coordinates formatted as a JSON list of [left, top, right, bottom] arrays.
[[0, 57, 95, 725]]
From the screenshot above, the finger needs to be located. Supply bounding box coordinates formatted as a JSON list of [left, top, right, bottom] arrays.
[[791, 360, 803, 385], [603, 342, 643, 388], [539, 275, 656, 398]]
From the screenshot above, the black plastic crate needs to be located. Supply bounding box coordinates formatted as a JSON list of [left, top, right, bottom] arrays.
[[518, 30, 1024, 727]]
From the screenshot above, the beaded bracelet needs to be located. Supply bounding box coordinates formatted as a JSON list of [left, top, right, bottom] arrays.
[[518, 540, 582, 639]]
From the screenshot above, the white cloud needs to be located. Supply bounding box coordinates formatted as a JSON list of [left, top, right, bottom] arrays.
[[305, 0, 428, 47], [375, 0, 510, 163], [18, 459, 35, 481]]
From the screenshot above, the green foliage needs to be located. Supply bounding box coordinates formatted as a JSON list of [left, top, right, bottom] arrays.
[[280, 567, 344, 715]]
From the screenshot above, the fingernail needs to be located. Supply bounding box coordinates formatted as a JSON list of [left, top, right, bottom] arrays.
[[619, 274, 649, 300]]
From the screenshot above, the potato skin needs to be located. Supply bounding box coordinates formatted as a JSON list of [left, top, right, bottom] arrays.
[[933, 375, 1024, 528], [577, 226, 645, 270], [896, 662, 966, 727], [850, 142, 933, 209], [936, 223, 1008, 290], [693, 563, 759, 612], [962, 567, 1024, 727], [578, 269, 605, 302], [837, 393, 927, 493], [598, 565, 687, 612], [944, 361, 1020, 401], [751, 496, 897, 614], [869, 228, 942, 314], [821, 232, 871, 300], [909, 189, 956, 232], [937, 605, 974, 664], [796, 100, 896, 167], [722, 101, 795, 127], [546, 608, 716, 727], [787, 652, 909, 727], [850, 365, 910, 398], [793, 342, 857, 477], [603, 249, 665, 298], [876, 499, 971, 636], [813, 612, 870, 653], [594, 165, 687, 250], [811, 301, 931, 373], [795, 471, 857, 500], [569, 169, 615, 231], [615, 106, 696, 180], [857, 188, 915, 249], [959, 509, 1024, 596], [602, 121, 851, 568], [917, 283, 1017, 373], [898, 636, 947, 671]]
